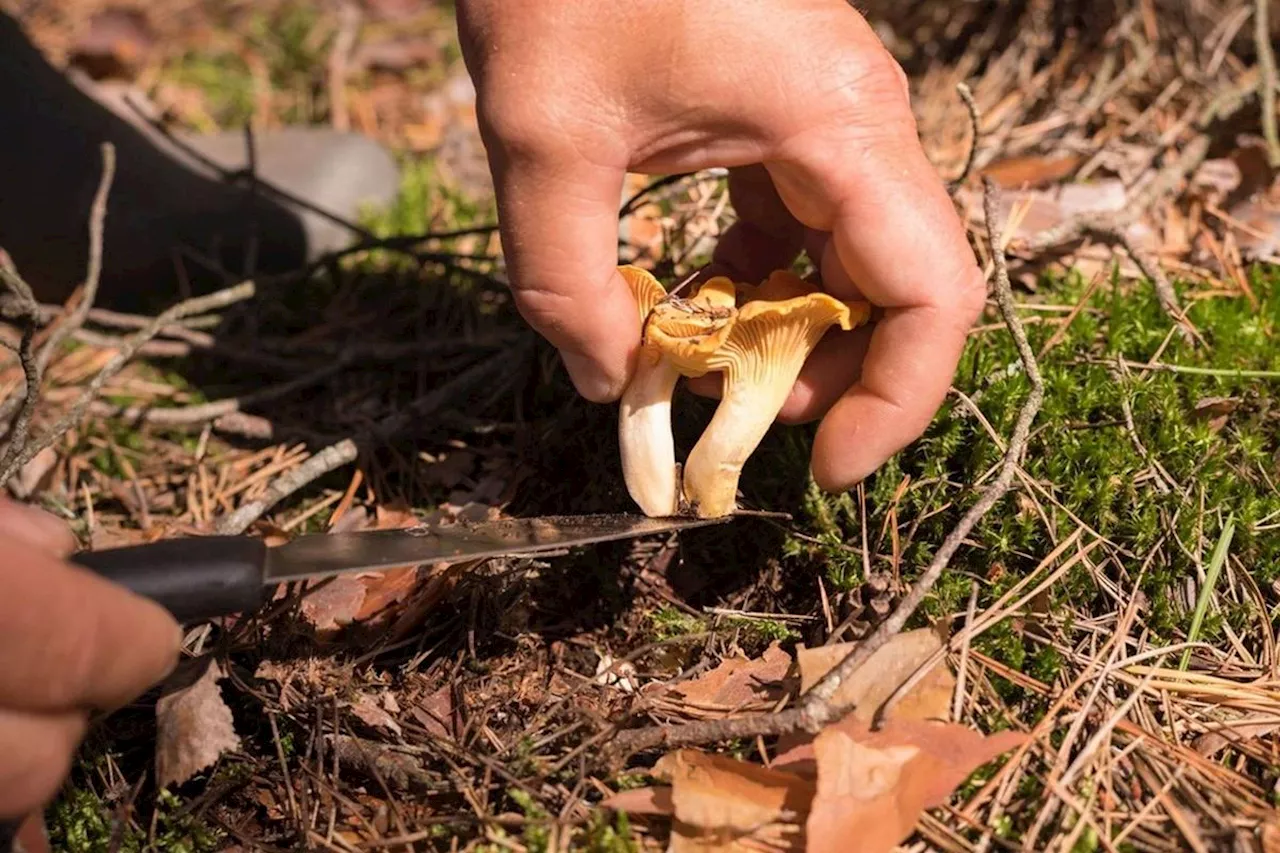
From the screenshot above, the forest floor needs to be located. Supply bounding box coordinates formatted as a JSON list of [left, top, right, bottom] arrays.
[[5, 1, 1280, 851]]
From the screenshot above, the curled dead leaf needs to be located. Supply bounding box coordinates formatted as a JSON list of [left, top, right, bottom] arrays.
[[155, 658, 242, 788], [796, 627, 956, 725], [804, 717, 1026, 853], [657, 750, 813, 852], [670, 642, 791, 713]]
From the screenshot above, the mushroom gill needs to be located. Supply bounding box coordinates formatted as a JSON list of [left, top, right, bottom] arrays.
[[616, 267, 737, 516], [674, 271, 872, 518]]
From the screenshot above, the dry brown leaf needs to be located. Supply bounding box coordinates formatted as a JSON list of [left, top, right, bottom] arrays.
[[1193, 715, 1280, 757], [981, 153, 1084, 189], [671, 642, 791, 711], [410, 684, 455, 739], [155, 658, 242, 788], [1262, 819, 1280, 853], [349, 692, 404, 738], [805, 718, 1026, 853], [795, 627, 955, 725], [658, 750, 812, 852], [8, 445, 57, 499], [600, 786, 676, 816]]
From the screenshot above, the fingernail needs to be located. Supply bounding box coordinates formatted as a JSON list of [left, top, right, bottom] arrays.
[[561, 351, 622, 403], [0, 500, 75, 556]]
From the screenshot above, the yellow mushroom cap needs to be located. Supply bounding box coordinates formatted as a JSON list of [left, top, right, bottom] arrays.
[[643, 277, 739, 377], [679, 277, 872, 518], [619, 264, 669, 320]]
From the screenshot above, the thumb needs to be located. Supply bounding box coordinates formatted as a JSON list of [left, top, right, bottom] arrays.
[[487, 145, 638, 403]]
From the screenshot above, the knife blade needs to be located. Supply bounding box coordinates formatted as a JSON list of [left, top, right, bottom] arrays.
[[69, 513, 731, 623]]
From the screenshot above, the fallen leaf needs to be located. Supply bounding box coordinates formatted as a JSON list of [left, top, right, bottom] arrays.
[[658, 750, 812, 852], [805, 717, 1027, 853], [1262, 819, 1280, 853], [601, 786, 676, 816], [410, 684, 455, 740], [349, 692, 403, 738], [981, 154, 1084, 189], [7, 445, 57, 499], [671, 643, 791, 711], [155, 658, 242, 788], [1193, 714, 1280, 757], [796, 628, 956, 724]]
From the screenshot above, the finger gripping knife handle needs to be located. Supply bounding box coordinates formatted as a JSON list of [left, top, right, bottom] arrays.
[[71, 536, 269, 623]]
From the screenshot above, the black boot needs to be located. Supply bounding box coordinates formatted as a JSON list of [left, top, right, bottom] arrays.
[[0, 11, 401, 310]]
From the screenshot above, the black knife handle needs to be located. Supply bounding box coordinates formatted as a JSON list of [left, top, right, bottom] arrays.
[[71, 536, 269, 623]]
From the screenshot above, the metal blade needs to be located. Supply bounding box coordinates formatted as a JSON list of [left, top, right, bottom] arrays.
[[263, 513, 729, 582]]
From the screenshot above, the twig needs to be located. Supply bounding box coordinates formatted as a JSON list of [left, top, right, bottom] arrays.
[[950, 82, 981, 192], [36, 142, 116, 376], [0, 265, 42, 480], [216, 438, 358, 535], [0, 281, 257, 486], [1257, 0, 1280, 167], [607, 177, 1045, 757], [796, 178, 1044, 724]]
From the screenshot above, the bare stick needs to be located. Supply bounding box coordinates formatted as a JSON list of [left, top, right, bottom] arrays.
[[609, 178, 1045, 757], [36, 142, 116, 376], [0, 266, 42, 479], [0, 281, 257, 486], [797, 177, 1044, 723], [950, 82, 981, 192], [1258, 0, 1280, 167], [216, 439, 359, 535]]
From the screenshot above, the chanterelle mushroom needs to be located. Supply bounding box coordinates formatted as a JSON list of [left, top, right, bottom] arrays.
[[616, 267, 736, 516], [670, 270, 872, 518]]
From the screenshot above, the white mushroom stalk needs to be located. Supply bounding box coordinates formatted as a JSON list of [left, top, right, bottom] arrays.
[[616, 267, 736, 516], [674, 271, 871, 518]]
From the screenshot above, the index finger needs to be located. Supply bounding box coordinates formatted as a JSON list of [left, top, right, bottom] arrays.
[[765, 62, 986, 491], [0, 538, 180, 712]]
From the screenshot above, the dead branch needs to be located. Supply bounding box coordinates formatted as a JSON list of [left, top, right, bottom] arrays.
[[35, 142, 115, 377], [0, 281, 257, 487], [1257, 0, 1280, 167], [607, 177, 1045, 758], [0, 263, 42, 481], [1016, 134, 1210, 334], [949, 82, 981, 192]]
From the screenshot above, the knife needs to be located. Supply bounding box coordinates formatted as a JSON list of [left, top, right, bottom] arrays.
[[69, 512, 733, 623]]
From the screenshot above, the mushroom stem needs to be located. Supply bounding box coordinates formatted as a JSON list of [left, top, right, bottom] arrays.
[[681, 350, 803, 518], [618, 352, 682, 516]]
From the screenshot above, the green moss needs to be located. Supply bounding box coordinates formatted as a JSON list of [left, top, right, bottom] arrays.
[[783, 267, 1280, 682], [49, 783, 223, 853], [649, 606, 706, 640]]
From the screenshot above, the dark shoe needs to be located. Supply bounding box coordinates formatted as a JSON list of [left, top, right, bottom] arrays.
[[0, 11, 401, 309]]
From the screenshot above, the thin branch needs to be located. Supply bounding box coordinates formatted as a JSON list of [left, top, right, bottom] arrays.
[[0, 263, 43, 478], [1257, 0, 1280, 167], [607, 177, 1046, 758], [36, 142, 116, 376], [950, 82, 981, 192], [797, 177, 1044, 723], [0, 281, 257, 486]]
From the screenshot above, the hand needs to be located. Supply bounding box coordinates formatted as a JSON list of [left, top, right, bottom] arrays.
[[0, 499, 180, 820], [456, 0, 986, 491]]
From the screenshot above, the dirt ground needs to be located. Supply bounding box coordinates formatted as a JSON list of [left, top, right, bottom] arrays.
[[4, 0, 1280, 851]]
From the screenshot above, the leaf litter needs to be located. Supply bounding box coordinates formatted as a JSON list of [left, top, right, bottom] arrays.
[[606, 633, 1024, 852], [7, 0, 1280, 850]]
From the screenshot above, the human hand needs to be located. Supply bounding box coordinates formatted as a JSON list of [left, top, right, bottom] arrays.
[[456, 0, 985, 491], [0, 499, 180, 820]]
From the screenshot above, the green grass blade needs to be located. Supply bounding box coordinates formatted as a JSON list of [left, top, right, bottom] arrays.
[[1179, 514, 1237, 672]]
